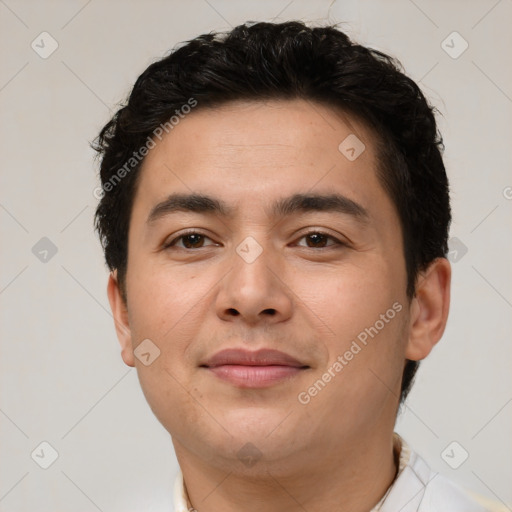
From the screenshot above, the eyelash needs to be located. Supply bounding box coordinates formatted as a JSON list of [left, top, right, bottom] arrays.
[[163, 230, 346, 250]]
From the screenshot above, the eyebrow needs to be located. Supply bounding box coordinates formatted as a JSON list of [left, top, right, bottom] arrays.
[[146, 192, 370, 226]]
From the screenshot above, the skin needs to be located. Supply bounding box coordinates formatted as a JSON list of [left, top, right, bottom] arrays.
[[107, 99, 451, 512]]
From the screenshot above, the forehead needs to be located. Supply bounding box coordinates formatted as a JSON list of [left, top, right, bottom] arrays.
[[130, 98, 395, 228], [156, 99, 372, 167]]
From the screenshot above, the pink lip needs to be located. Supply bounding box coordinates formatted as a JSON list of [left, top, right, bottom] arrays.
[[201, 348, 309, 388]]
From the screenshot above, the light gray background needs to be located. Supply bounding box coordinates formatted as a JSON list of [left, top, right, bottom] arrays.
[[1, 0, 511, 511]]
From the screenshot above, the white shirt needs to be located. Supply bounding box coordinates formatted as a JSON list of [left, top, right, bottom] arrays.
[[172, 435, 500, 511]]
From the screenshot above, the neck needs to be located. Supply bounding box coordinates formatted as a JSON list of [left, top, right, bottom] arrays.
[[174, 431, 400, 512]]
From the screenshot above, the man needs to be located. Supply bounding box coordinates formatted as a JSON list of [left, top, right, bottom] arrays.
[[93, 21, 497, 511]]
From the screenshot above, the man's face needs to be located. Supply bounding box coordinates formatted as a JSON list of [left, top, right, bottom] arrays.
[[113, 99, 415, 472]]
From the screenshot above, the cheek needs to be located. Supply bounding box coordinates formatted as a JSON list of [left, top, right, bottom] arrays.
[[315, 261, 400, 334], [127, 259, 207, 342], [135, 359, 208, 444], [310, 261, 408, 386], [126, 267, 211, 436]]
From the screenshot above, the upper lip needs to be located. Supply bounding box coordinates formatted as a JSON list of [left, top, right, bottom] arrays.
[[201, 348, 308, 368]]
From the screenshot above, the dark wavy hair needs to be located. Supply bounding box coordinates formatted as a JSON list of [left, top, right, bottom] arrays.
[[93, 21, 451, 404]]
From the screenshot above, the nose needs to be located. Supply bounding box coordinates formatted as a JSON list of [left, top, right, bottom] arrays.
[[215, 239, 293, 326]]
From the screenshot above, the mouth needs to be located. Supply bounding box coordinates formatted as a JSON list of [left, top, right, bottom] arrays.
[[200, 348, 310, 388]]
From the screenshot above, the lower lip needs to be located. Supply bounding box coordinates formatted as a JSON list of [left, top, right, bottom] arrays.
[[206, 365, 305, 388]]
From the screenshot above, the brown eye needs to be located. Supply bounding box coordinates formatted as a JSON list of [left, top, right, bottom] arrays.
[[164, 232, 216, 250], [296, 231, 344, 249], [180, 234, 206, 248]]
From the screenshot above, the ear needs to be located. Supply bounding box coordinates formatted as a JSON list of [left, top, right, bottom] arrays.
[[405, 257, 451, 361], [107, 270, 135, 367]]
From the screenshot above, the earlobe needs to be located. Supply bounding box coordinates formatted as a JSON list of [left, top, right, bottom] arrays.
[[107, 270, 135, 367], [405, 258, 451, 361]]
